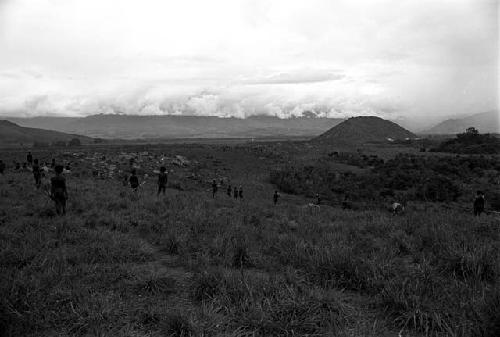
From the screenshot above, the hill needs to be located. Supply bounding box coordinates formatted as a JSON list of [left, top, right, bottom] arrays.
[[0, 120, 92, 147], [6, 114, 344, 139], [313, 116, 416, 144], [423, 110, 499, 134]]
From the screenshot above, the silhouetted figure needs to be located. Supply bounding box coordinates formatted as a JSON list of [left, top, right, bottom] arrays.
[[157, 166, 168, 196], [32, 159, 41, 189], [129, 170, 139, 192], [227, 184, 232, 197], [0, 160, 5, 175], [27, 152, 33, 166], [391, 202, 404, 215], [212, 179, 218, 198], [233, 186, 238, 199], [51, 158, 56, 168], [316, 193, 321, 205], [473, 191, 485, 216], [273, 190, 280, 205], [51, 165, 68, 215], [341, 195, 352, 210], [238, 186, 243, 199]]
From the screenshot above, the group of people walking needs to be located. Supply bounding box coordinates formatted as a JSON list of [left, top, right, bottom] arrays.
[[212, 180, 244, 200], [0, 151, 491, 217]]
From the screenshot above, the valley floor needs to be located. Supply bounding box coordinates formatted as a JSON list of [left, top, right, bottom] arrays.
[[0, 144, 498, 337]]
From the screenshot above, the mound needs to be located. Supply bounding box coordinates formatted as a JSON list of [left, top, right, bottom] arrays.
[[313, 116, 416, 144], [0, 120, 91, 146]]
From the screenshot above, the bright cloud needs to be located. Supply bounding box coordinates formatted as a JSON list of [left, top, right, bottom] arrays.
[[0, 0, 497, 129]]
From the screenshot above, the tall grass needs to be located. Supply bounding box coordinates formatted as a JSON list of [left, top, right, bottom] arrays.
[[0, 148, 498, 336]]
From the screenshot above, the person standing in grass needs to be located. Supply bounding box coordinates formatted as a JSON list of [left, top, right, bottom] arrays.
[[129, 169, 139, 192], [212, 179, 218, 198], [32, 159, 42, 189], [273, 190, 279, 205], [473, 191, 485, 216], [238, 186, 243, 199], [50, 165, 68, 215], [233, 186, 238, 199], [227, 184, 232, 197], [157, 166, 168, 196], [27, 151, 33, 166]]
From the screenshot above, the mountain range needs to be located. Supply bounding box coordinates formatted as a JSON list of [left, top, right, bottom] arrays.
[[422, 110, 499, 134], [2, 110, 497, 145], [6, 114, 344, 139]]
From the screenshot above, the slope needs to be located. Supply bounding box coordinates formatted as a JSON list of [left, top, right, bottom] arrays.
[[313, 116, 416, 144]]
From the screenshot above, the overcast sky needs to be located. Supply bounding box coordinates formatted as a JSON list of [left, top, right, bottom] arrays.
[[0, 0, 497, 128]]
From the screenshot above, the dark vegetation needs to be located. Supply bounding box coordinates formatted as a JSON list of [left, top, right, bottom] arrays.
[[1, 141, 499, 336], [432, 127, 500, 154], [271, 150, 500, 209]]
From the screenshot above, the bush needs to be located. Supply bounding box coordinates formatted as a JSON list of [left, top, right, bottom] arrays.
[[68, 138, 81, 147]]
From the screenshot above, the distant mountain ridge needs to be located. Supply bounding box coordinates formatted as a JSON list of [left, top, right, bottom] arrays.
[[0, 120, 91, 146], [313, 116, 416, 144], [423, 110, 499, 134], [6, 114, 345, 139]]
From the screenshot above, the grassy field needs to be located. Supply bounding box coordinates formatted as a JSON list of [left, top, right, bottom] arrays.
[[0, 143, 499, 337]]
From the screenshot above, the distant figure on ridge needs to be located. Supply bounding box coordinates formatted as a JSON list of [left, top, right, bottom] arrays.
[[227, 184, 232, 197], [233, 186, 238, 199], [157, 166, 168, 196], [238, 186, 243, 199], [316, 193, 321, 205], [212, 179, 218, 198], [129, 169, 139, 192], [273, 190, 280, 205], [32, 159, 42, 189], [50, 165, 68, 215], [473, 191, 485, 216], [27, 151, 33, 166]]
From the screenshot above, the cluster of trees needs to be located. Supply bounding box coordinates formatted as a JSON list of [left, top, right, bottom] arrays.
[[270, 152, 500, 207], [432, 127, 500, 154], [33, 138, 81, 148]]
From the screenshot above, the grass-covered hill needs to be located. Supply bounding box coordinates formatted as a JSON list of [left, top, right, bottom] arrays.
[[313, 116, 416, 145], [0, 120, 91, 147]]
